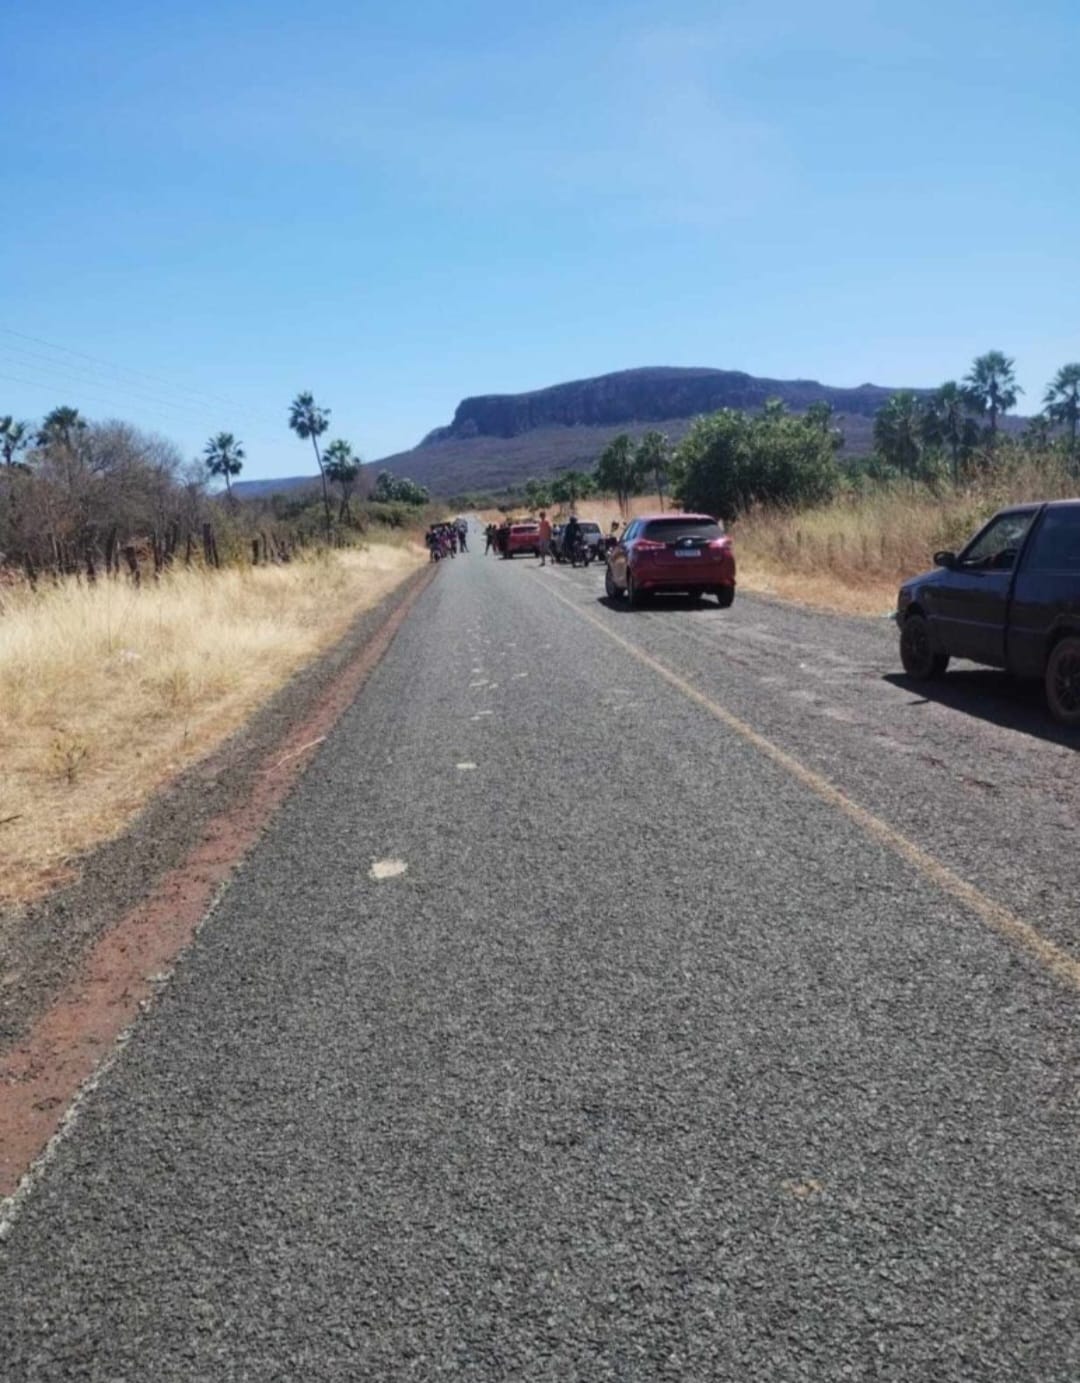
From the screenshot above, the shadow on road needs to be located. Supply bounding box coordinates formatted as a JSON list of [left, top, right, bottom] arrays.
[[598, 593, 729, 616], [884, 670, 1079, 750]]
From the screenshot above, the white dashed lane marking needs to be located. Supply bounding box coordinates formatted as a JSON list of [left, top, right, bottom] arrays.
[[369, 859, 408, 881]]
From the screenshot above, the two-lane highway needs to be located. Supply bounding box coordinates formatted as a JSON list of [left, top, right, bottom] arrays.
[[2, 547, 1078, 1380]]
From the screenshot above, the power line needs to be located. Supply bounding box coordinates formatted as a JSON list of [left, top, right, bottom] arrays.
[[0, 347, 235, 424], [0, 325, 252, 414], [0, 371, 283, 452]]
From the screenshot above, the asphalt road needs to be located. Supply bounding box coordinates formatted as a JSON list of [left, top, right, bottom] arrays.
[[2, 546, 1078, 1380]]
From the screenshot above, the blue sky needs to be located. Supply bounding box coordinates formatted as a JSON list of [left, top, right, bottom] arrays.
[[3, 0, 1078, 478]]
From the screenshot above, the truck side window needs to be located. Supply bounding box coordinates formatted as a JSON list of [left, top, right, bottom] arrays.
[[1024, 508, 1080, 572], [959, 513, 1033, 572]]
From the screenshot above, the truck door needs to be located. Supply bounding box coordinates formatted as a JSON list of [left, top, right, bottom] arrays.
[[928, 510, 1035, 666], [1008, 505, 1080, 676]]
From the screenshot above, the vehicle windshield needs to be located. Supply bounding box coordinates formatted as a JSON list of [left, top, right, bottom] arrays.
[[641, 518, 723, 543], [579, 523, 601, 534], [960, 512, 1034, 570]]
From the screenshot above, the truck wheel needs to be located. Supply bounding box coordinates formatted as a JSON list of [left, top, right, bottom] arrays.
[[1045, 636, 1080, 726], [900, 613, 948, 679]]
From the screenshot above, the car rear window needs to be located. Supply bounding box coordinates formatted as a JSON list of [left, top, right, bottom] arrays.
[[641, 518, 723, 542], [579, 523, 600, 534]]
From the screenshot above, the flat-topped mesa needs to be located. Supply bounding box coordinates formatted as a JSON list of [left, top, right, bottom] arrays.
[[428, 366, 917, 444]]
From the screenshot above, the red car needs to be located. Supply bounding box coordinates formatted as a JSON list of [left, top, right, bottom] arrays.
[[604, 513, 735, 608], [503, 522, 541, 558]]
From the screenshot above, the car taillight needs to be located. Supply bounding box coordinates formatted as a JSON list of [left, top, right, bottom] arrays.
[[707, 538, 731, 553], [633, 539, 665, 558]]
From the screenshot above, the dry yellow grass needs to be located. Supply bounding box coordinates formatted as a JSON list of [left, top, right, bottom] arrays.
[[733, 457, 1078, 616], [0, 543, 424, 907]]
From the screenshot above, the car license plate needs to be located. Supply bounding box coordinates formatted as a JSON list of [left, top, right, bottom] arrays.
[[674, 549, 701, 558]]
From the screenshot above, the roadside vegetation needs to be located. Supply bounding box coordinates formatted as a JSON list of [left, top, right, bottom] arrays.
[[0, 540, 424, 908], [494, 351, 1078, 615], [0, 390, 435, 908]]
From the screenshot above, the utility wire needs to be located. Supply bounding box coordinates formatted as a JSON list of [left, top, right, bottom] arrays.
[[0, 325, 252, 414]]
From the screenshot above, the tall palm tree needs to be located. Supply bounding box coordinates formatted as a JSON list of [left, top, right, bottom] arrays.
[[288, 391, 332, 540], [1044, 363, 1080, 463], [964, 351, 1020, 451], [635, 430, 670, 508], [35, 405, 86, 452], [203, 431, 245, 498], [920, 381, 977, 485], [594, 433, 636, 512], [0, 416, 29, 467], [873, 392, 923, 476], [323, 438, 361, 519]]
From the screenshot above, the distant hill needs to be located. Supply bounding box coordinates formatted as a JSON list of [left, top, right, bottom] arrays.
[[233, 365, 1024, 500]]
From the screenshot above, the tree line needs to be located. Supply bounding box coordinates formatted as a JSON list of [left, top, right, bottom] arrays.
[[0, 389, 430, 580], [515, 350, 1078, 523], [517, 404, 840, 523], [872, 352, 1079, 481]]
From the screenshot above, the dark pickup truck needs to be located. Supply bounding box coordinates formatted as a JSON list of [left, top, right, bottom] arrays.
[[896, 499, 1080, 725]]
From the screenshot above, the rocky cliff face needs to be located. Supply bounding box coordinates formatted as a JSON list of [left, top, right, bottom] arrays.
[[422, 367, 909, 445]]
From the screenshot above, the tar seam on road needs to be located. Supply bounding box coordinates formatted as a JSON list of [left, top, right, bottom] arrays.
[[536, 571, 1080, 995]]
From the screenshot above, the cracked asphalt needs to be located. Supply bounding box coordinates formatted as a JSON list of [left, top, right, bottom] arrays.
[[2, 545, 1078, 1380]]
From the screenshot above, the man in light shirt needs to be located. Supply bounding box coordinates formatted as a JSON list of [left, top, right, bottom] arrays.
[[537, 511, 553, 566]]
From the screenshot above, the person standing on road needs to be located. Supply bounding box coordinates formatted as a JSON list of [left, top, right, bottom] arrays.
[[563, 512, 581, 564], [537, 511, 553, 566], [484, 523, 496, 555], [457, 520, 468, 553]]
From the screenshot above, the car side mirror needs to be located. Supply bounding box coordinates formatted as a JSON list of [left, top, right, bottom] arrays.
[[933, 550, 957, 570]]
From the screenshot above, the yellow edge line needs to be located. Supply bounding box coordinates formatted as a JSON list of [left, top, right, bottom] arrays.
[[536, 572, 1080, 994]]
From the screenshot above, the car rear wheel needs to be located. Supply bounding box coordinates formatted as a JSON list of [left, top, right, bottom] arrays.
[[626, 572, 645, 608], [604, 564, 621, 600], [900, 612, 948, 679], [1045, 636, 1080, 726], [716, 586, 735, 609]]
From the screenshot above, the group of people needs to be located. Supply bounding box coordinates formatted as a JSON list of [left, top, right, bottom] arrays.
[[483, 514, 623, 563], [425, 519, 469, 561]]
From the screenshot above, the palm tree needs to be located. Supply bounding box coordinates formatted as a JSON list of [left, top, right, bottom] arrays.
[[203, 431, 245, 498], [550, 470, 594, 508], [323, 438, 361, 519], [1044, 363, 1080, 463], [635, 430, 670, 508], [0, 416, 29, 467], [35, 405, 86, 452], [873, 392, 923, 476], [920, 381, 977, 485], [964, 351, 1020, 451], [288, 391, 332, 540], [594, 433, 636, 512], [1023, 413, 1054, 451], [522, 477, 551, 513]]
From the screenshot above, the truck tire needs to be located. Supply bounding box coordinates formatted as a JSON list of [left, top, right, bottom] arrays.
[[900, 612, 949, 679], [1045, 635, 1080, 726]]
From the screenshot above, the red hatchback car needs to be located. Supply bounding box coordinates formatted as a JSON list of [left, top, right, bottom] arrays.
[[605, 513, 735, 607], [503, 522, 541, 558]]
